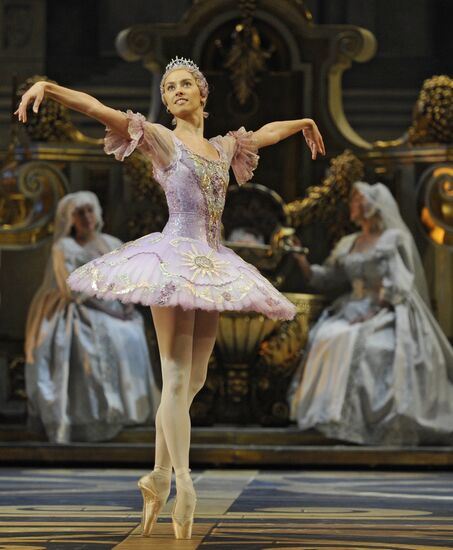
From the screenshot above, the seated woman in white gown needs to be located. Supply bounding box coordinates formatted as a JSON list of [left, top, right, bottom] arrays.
[[289, 181, 453, 445], [25, 191, 160, 443]]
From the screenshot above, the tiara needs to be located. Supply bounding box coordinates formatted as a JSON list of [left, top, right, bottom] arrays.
[[164, 56, 200, 73]]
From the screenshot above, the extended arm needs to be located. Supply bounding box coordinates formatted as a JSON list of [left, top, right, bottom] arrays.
[[253, 118, 325, 159], [294, 234, 354, 291], [15, 81, 130, 138]]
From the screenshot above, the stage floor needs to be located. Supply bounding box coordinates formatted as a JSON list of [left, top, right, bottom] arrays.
[[1, 468, 453, 549]]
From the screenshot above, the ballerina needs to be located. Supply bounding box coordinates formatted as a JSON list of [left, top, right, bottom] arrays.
[[15, 56, 325, 539]]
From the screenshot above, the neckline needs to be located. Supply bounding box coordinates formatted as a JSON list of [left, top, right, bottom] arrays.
[[74, 235, 97, 247], [348, 230, 386, 256], [172, 133, 222, 163]]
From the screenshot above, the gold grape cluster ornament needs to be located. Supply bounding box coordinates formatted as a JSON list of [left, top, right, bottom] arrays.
[[17, 75, 102, 144], [408, 75, 453, 145]]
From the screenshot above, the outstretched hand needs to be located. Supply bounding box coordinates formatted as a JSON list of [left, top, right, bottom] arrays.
[[14, 81, 46, 123], [302, 120, 326, 160]]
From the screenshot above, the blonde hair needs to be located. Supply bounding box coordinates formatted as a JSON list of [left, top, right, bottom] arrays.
[[160, 58, 209, 123]]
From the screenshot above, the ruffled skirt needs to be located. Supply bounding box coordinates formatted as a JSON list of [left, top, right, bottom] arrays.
[[67, 230, 296, 321]]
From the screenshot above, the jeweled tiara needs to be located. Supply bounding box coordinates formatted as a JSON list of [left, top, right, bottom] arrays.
[[164, 56, 200, 73]]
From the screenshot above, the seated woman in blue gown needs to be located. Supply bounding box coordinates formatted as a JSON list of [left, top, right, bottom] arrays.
[[289, 181, 453, 445], [25, 191, 160, 443]]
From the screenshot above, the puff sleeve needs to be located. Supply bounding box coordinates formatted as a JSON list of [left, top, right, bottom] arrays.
[[222, 127, 259, 185], [309, 234, 355, 291], [104, 110, 175, 170]]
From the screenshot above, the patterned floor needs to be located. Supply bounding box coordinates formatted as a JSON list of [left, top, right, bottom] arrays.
[[0, 468, 453, 549]]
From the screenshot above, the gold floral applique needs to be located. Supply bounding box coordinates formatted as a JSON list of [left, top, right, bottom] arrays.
[[180, 243, 230, 282]]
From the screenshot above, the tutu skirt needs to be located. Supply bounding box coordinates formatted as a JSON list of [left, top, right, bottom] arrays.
[[68, 227, 296, 321]]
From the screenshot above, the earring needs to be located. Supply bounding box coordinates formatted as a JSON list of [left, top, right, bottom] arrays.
[[166, 107, 170, 113]]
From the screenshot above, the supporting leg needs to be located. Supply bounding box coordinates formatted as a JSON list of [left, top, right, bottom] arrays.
[[172, 309, 219, 539], [139, 305, 194, 537], [151, 305, 194, 470], [152, 309, 219, 470]]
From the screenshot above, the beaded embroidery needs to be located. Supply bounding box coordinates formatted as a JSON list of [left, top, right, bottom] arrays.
[[158, 281, 177, 305], [71, 239, 259, 305], [184, 146, 229, 250]]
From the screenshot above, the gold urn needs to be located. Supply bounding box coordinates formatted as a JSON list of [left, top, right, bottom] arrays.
[[207, 293, 324, 425]]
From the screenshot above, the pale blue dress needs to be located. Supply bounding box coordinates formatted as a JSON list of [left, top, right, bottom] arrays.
[[25, 233, 160, 443], [289, 228, 453, 445]]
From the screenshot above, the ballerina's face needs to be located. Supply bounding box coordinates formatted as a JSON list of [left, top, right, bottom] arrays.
[[163, 69, 204, 119]]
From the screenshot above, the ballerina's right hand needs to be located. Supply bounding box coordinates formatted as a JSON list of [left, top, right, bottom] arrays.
[[14, 81, 46, 123]]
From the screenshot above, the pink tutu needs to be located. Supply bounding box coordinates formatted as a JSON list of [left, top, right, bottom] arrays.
[[68, 230, 296, 320], [67, 111, 296, 321]]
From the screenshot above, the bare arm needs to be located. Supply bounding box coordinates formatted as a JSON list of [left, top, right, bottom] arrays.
[[15, 81, 130, 138], [253, 118, 325, 159]]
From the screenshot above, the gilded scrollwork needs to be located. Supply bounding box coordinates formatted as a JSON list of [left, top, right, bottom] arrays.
[[0, 160, 68, 247], [418, 165, 453, 247]]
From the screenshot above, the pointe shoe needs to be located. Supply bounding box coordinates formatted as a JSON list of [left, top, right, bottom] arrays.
[[172, 472, 197, 540], [138, 470, 171, 536]]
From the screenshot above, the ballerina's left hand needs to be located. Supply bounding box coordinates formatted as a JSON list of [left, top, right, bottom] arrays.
[[302, 120, 326, 160]]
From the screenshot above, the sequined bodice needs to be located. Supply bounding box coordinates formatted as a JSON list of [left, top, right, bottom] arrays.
[[154, 137, 230, 250]]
